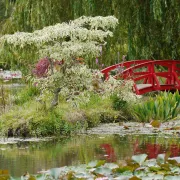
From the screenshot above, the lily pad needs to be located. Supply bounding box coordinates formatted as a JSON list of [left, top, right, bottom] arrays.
[[129, 176, 141, 180], [164, 176, 180, 180], [93, 167, 112, 177], [132, 154, 147, 165], [169, 157, 180, 163], [157, 154, 165, 164], [150, 120, 161, 128], [148, 166, 161, 172], [143, 159, 157, 167], [74, 172, 93, 179], [88, 160, 105, 168], [104, 163, 119, 170], [142, 174, 164, 180], [113, 175, 132, 180]]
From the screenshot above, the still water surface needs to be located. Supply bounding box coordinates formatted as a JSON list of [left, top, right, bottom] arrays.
[[0, 134, 180, 177]]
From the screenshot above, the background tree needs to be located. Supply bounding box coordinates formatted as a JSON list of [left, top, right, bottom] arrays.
[[0, 0, 179, 70]]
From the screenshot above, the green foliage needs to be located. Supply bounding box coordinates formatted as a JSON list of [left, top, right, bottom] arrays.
[[80, 93, 126, 125], [1, 0, 74, 34], [133, 91, 180, 122], [0, 90, 123, 137], [13, 85, 40, 105], [0, 100, 83, 137], [29, 109, 75, 137], [111, 94, 127, 111], [0, 84, 9, 113]]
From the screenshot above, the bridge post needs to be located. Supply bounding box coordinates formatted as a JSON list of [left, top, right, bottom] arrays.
[[171, 62, 175, 85], [147, 62, 154, 85]]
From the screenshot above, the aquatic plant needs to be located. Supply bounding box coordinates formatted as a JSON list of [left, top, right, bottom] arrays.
[[4, 153, 180, 179]]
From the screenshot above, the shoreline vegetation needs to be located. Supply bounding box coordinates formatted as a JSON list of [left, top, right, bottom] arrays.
[[0, 84, 122, 137], [1, 83, 180, 138]]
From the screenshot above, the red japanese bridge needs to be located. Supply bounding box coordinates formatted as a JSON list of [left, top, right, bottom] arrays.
[[101, 60, 180, 95]]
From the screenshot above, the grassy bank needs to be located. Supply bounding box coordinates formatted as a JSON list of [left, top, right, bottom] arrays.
[[2, 83, 180, 137], [0, 85, 125, 137]]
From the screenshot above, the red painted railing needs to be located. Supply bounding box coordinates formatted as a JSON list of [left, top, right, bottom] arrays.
[[101, 60, 180, 95]]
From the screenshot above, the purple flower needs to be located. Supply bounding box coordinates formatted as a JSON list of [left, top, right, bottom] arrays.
[[96, 58, 99, 64]]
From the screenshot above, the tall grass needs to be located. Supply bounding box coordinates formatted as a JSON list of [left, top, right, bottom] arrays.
[[132, 91, 180, 122], [13, 85, 40, 105]]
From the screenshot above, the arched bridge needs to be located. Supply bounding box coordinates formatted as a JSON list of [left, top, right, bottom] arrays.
[[101, 60, 180, 95]]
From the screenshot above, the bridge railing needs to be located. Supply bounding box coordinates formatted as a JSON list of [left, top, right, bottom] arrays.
[[101, 60, 180, 94]]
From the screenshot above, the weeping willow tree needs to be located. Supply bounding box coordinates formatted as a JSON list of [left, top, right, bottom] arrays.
[[122, 0, 180, 60], [0, 0, 180, 70], [1, 0, 73, 34]]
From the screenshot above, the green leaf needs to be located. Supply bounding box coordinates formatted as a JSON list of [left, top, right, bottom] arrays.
[[160, 163, 170, 171], [148, 166, 161, 172], [146, 174, 164, 180], [49, 167, 68, 179], [115, 166, 134, 173]]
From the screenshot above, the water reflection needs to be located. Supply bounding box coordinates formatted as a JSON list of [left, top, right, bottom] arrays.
[[133, 140, 180, 159], [100, 144, 116, 162], [0, 134, 179, 177]]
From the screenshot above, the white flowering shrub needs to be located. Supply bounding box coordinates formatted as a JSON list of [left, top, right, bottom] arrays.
[[36, 65, 94, 104], [0, 16, 118, 64], [102, 76, 138, 103], [1, 16, 138, 108]]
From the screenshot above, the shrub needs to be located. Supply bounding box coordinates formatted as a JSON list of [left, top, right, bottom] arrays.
[[29, 110, 74, 136], [132, 91, 180, 122], [111, 94, 127, 111]]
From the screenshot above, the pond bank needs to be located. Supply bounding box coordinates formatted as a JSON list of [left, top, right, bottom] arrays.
[[85, 120, 180, 136]]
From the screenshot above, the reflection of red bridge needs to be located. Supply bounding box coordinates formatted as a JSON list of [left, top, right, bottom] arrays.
[[101, 142, 180, 161], [133, 140, 180, 159], [100, 144, 116, 162], [101, 60, 180, 95]]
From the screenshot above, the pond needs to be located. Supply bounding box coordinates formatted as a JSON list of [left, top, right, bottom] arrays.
[[0, 134, 180, 178]]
